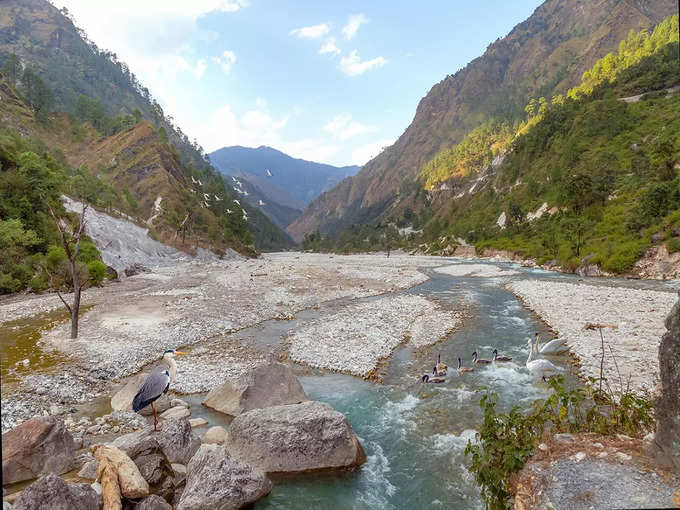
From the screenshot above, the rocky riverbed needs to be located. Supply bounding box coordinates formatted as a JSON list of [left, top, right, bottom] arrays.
[[286, 294, 463, 377], [507, 280, 677, 392], [0, 252, 444, 431]]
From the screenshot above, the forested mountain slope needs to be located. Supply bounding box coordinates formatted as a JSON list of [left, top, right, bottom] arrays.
[[288, 0, 676, 242], [303, 16, 680, 277], [0, 0, 293, 252]]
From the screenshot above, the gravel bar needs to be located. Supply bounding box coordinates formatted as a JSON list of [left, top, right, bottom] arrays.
[[507, 280, 677, 391]]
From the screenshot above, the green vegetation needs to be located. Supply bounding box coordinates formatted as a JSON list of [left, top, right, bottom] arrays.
[[569, 16, 679, 99], [466, 376, 655, 509], [0, 130, 108, 294], [301, 223, 403, 254], [0, 1, 292, 252], [308, 16, 679, 269], [422, 121, 515, 189]]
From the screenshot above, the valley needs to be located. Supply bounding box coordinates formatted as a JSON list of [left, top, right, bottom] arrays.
[[1, 0, 679, 508], [1, 252, 677, 508]]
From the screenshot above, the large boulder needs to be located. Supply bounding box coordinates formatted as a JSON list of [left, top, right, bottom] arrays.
[[657, 298, 680, 470], [13, 473, 100, 510], [112, 418, 200, 465], [2, 417, 76, 485], [203, 363, 308, 417], [111, 374, 171, 415], [121, 436, 175, 503], [136, 494, 172, 510], [177, 444, 271, 510], [226, 401, 365, 475]]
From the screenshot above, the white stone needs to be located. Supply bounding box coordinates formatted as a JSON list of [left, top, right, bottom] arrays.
[[189, 418, 208, 428], [160, 407, 190, 420]]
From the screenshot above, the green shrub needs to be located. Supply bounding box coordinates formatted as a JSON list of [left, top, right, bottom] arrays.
[[466, 376, 654, 509], [29, 274, 47, 293], [0, 273, 22, 294], [667, 238, 680, 253], [87, 260, 107, 285]]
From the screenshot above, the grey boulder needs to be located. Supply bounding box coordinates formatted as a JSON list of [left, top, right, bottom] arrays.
[[2, 417, 76, 485], [203, 363, 307, 417], [112, 418, 200, 465], [226, 401, 365, 475], [657, 298, 680, 470], [121, 435, 175, 503], [13, 473, 100, 510], [177, 444, 271, 510], [136, 494, 172, 510]]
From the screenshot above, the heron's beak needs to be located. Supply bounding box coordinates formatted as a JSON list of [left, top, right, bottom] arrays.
[[175, 351, 187, 355]]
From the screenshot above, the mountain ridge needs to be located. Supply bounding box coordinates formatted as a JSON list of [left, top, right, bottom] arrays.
[[287, 0, 677, 242], [210, 145, 360, 208]]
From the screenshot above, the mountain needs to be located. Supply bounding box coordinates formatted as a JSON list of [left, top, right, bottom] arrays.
[[224, 174, 302, 232], [288, 0, 677, 242], [302, 16, 680, 277], [0, 0, 293, 252], [209, 145, 360, 214]]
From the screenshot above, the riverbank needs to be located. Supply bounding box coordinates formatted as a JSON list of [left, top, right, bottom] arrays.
[[507, 280, 677, 392]]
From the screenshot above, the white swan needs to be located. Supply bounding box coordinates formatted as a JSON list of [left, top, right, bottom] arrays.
[[535, 332, 569, 355], [526, 337, 563, 377]]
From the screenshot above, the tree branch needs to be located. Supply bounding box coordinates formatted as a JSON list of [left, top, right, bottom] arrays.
[[55, 289, 72, 315]]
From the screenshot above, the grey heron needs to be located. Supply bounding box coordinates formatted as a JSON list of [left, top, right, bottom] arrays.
[[132, 349, 186, 431]]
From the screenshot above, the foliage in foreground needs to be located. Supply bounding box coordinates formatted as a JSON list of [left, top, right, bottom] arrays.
[[465, 376, 655, 509]]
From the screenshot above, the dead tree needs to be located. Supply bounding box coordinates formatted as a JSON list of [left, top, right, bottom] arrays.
[[46, 201, 89, 339]]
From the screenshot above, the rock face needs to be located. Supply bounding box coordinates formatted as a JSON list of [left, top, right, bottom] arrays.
[[2, 417, 76, 485], [13, 473, 100, 510], [111, 374, 171, 415], [202, 363, 308, 417], [112, 418, 200, 465], [121, 435, 175, 503], [177, 444, 272, 510], [227, 401, 365, 474], [657, 298, 680, 470]]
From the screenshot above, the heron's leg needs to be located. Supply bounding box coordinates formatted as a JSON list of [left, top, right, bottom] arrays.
[[152, 401, 159, 431]]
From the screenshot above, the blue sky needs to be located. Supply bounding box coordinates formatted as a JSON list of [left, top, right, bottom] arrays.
[[52, 1, 544, 166]]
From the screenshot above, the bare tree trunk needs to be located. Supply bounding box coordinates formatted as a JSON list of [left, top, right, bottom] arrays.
[[46, 199, 88, 339], [71, 285, 81, 339]]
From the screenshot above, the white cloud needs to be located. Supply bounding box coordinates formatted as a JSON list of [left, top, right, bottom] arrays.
[[289, 23, 330, 39], [211, 50, 237, 74], [324, 113, 377, 141], [319, 37, 341, 56], [351, 138, 394, 166], [339, 50, 387, 76], [342, 13, 368, 40]]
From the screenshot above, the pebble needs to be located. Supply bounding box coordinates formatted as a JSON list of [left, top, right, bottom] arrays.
[[86, 424, 101, 434], [570, 452, 587, 462], [554, 433, 575, 443], [615, 452, 632, 462], [538, 443, 548, 451]]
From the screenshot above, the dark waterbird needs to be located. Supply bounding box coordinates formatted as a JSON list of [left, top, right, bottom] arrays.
[[132, 349, 186, 431]]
